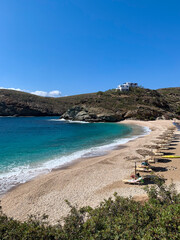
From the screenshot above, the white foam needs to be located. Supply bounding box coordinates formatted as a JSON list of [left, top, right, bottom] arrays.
[[48, 118, 66, 122], [48, 118, 89, 124], [0, 126, 150, 195], [66, 120, 89, 124]]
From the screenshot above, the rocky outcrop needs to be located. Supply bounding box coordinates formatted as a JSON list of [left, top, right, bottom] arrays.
[[62, 105, 177, 122], [62, 106, 123, 122], [123, 107, 162, 120]]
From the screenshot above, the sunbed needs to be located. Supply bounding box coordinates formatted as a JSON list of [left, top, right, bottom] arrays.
[[123, 177, 143, 184]]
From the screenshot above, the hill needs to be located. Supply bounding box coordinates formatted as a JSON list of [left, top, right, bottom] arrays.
[[0, 87, 179, 121], [0, 89, 96, 117], [157, 87, 180, 116]]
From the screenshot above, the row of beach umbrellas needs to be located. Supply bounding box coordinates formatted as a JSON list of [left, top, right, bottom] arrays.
[[123, 126, 177, 184]]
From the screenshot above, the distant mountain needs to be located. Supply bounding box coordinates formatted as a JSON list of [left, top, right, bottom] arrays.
[[0, 87, 179, 121]]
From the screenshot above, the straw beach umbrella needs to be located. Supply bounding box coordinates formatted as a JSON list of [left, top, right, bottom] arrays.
[[125, 156, 142, 162], [156, 136, 171, 140], [155, 135, 172, 143], [152, 140, 170, 146], [136, 149, 155, 157], [144, 145, 159, 149], [136, 148, 157, 163]]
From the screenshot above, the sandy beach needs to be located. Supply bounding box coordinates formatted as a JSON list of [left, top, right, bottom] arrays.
[[1, 119, 180, 225]]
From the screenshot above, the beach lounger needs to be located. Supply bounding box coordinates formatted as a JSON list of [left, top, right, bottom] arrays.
[[159, 144, 170, 147], [137, 164, 152, 169], [136, 167, 152, 172], [148, 159, 156, 163], [123, 177, 143, 184], [159, 147, 169, 150], [154, 152, 164, 156]]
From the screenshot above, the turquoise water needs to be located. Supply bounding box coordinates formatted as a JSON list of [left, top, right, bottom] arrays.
[[0, 117, 147, 194]]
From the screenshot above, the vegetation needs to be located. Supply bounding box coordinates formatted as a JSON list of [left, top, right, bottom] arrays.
[[157, 87, 180, 116], [0, 178, 179, 239], [0, 87, 180, 120]]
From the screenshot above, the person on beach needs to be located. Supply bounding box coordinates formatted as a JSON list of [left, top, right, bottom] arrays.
[[131, 172, 141, 179]]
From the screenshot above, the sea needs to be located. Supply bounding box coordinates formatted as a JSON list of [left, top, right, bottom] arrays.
[[0, 117, 150, 195]]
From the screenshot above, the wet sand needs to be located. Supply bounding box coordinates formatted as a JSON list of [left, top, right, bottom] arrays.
[[1, 120, 180, 225]]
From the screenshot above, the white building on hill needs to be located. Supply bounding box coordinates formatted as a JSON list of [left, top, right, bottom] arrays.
[[116, 82, 138, 91]]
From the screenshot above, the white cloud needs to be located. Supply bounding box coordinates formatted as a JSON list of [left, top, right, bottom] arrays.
[[31, 91, 49, 97], [48, 90, 61, 97], [31, 90, 61, 97], [0, 87, 22, 91], [0, 87, 62, 98]]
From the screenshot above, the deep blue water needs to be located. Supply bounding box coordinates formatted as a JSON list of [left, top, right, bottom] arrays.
[[0, 117, 147, 194]]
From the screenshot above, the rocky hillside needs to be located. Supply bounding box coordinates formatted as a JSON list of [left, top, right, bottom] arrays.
[[0, 87, 179, 121], [0, 89, 96, 116], [157, 87, 180, 116], [62, 87, 180, 121]]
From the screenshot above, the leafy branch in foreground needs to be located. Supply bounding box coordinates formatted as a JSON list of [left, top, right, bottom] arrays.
[[144, 175, 180, 205]]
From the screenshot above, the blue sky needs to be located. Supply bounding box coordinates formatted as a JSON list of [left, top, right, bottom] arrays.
[[0, 0, 180, 96]]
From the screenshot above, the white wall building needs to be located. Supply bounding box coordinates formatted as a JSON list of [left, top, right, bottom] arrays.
[[116, 82, 138, 91]]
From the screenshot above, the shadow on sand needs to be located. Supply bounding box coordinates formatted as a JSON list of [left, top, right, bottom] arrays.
[[151, 167, 168, 172], [157, 158, 172, 163]]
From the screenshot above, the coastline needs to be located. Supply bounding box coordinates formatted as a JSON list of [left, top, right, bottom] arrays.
[[1, 120, 180, 225], [0, 121, 146, 195]]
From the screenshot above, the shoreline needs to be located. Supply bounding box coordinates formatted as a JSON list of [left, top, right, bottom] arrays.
[[1, 120, 180, 225], [0, 124, 147, 197], [0, 122, 147, 196]]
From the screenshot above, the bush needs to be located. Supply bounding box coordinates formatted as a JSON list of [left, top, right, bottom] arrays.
[[0, 179, 179, 239]]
